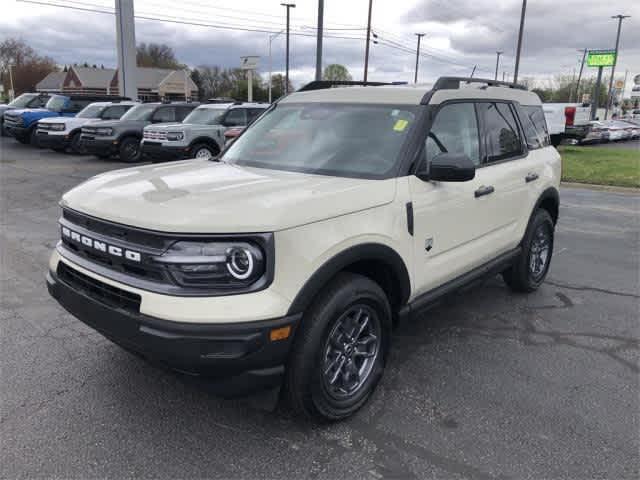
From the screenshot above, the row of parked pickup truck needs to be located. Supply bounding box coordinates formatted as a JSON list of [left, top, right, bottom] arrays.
[[0, 92, 269, 162]]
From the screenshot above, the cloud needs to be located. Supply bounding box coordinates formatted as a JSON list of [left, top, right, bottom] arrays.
[[2, 0, 638, 87]]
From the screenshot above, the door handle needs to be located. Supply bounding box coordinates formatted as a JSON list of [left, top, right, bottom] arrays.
[[525, 172, 539, 183], [474, 185, 495, 198]]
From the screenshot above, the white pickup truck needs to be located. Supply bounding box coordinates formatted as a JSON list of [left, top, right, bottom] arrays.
[[543, 103, 591, 146]]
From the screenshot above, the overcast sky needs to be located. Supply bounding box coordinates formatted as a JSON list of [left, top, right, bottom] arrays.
[[2, 0, 638, 94]]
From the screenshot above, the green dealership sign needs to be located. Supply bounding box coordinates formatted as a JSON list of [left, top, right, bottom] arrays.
[[587, 50, 616, 67]]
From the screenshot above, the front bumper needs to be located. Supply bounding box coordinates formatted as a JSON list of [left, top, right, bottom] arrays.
[[80, 136, 118, 156], [4, 124, 28, 139], [47, 264, 301, 395], [37, 131, 69, 150], [141, 142, 191, 161]]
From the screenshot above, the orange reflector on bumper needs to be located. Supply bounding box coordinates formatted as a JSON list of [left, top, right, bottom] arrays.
[[270, 325, 291, 341]]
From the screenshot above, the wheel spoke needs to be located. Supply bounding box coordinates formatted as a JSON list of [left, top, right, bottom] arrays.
[[329, 356, 346, 385], [354, 313, 370, 340]]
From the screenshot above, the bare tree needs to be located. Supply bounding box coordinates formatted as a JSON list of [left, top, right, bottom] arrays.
[[136, 43, 183, 69], [0, 38, 57, 96]]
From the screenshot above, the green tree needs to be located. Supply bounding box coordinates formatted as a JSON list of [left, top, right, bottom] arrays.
[[323, 64, 352, 81]]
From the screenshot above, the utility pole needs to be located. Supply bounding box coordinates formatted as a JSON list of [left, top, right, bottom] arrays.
[[605, 14, 630, 119], [414, 33, 425, 83], [363, 0, 373, 82], [494, 51, 503, 81], [315, 0, 324, 81], [115, 0, 138, 100], [575, 48, 587, 103], [281, 3, 296, 95], [470, 65, 477, 78], [268, 30, 284, 103], [592, 65, 603, 120], [513, 0, 527, 84]]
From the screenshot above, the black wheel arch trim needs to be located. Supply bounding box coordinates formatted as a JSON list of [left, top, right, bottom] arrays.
[[286, 243, 411, 316], [532, 186, 559, 225], [189, 137, 222, 152], [117, 131, 142, 143]]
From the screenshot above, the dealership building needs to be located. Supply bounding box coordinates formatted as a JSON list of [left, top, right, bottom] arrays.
[[36, 66, 198, 101]]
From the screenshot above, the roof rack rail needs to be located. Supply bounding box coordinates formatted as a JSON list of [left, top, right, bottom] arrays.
[[298, 80, 408, 92], [433, 76, 527, 91]]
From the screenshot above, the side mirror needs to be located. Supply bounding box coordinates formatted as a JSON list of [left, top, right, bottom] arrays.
[[417, 153, 476, 182]]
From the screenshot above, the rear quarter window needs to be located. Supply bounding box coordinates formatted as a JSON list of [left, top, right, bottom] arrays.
[[518, 105, 550, 149]]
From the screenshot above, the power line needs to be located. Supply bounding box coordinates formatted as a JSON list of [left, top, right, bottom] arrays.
[[17, 0, 368, 40]]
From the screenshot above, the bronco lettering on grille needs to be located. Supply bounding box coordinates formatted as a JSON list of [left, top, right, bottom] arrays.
[[62, 226, 142, 262]]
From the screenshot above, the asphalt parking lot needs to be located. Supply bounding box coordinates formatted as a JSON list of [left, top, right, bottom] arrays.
[[1, 138, 639, 479]]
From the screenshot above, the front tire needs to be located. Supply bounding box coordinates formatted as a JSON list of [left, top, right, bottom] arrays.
[[503, 209, 554, 292], [119, 137, 142, 163], [69, 131, 86, 155], [29, 128, 39, 147], [284, 272, 391, 422], [190, 143, 218, 160]]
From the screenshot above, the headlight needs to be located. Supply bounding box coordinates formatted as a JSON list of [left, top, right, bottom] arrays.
[[154, 240, 265, 288], [50, 123, 65, 131], [95, 127, 113, 136], [166, 131, 184, 141]]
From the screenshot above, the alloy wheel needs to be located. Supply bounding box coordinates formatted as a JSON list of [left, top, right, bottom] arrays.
[[322, 305, 381, 399]]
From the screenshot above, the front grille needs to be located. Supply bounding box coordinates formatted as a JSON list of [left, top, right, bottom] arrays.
[[37, 123, 60, 131], [62, 209, 167, 250], [58, 262, 141, 313], [4, 114, 22, 127], [143, 130, 168, 141]]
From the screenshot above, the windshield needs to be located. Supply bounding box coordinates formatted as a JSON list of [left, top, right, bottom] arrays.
[[222, 103, 418, 179], [183, 107, 226, 125], [8, 93, 38, 108], [76, 104, 106, 119], [45, 95, 67, 112], [120, 103, 156, 121]]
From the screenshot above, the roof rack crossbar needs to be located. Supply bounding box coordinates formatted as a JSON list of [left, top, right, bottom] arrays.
[[433, 76, 527, 91], [298, 80, 408, 92]]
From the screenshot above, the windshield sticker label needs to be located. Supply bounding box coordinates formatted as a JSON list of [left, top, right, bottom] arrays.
[[393, 119, 409, 131]]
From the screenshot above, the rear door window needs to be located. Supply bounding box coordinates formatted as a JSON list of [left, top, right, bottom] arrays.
[[68, 99, 93, 112], [176, 106, 196, 122], [247, 108, 266, 124], [152, 107, 176, 123], [520, 105, 550, 148], [223, 108, 247, 126], [101, 105, 129, 120], [478, 102, 524, 163]]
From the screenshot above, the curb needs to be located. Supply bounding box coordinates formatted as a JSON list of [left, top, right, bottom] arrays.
[[561, 182, 640, 194]]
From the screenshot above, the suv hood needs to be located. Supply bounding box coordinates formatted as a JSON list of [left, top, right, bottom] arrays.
[[88, 119, 149, 129], [9, 108, 49, 115], [61, 161, 396, 233], [144, 123, 220, 132]]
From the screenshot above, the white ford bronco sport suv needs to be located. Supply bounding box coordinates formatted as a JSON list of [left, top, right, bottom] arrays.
[[47, 77, 560, 421]]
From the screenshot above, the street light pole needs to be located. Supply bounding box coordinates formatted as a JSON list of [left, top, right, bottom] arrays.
[[315, 0, 324, 81], [414, 33, 425, 83], [513, 0, 527, 84], [268, 29, 284, 103], [281, 3, 296, 95], [363, 0, 373, 82], [605, 14, 630, 119], [494, 51, 503, 81]]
